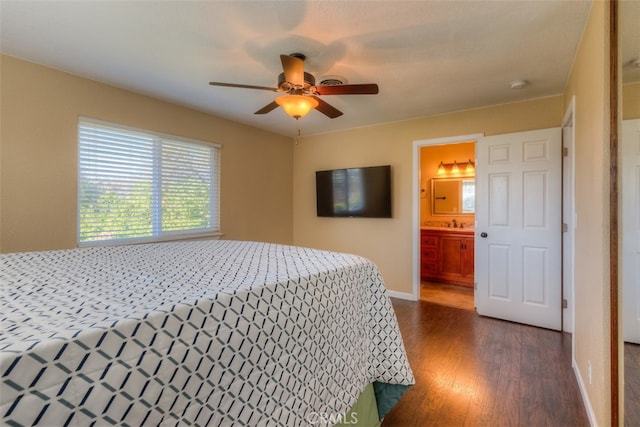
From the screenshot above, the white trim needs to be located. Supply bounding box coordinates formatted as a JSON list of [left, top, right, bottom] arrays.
[[562, 96, 576, 335], [386, 290, 417, 301], [564, 98, 594, 426], [412, 133, 484, 300], [573, 361, 598, 426]]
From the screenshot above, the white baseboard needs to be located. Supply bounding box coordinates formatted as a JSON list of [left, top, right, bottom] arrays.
[[387, 290, 417, 301], [572, 359, 597, 426]]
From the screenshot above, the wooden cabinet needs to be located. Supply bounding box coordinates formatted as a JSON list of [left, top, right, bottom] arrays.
[[420, 232, 438, 279], [420, 229, 474, 287]]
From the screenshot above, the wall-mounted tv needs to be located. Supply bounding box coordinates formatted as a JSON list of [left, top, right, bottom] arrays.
[[316, 165, 392, 218]]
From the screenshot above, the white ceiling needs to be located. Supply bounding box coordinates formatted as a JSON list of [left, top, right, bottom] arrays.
[[0, 0, 598, 137]]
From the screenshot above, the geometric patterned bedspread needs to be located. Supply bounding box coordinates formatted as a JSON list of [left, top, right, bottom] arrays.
[[0, 240, 414, 426]]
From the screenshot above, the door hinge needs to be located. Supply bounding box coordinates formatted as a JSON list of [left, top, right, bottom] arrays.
[[474, 282, 477, 290], [562, 223, 568, 232], [562, 299, 568, 309], [563, 147, 569, 157]]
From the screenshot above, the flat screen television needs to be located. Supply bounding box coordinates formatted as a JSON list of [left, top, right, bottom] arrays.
[[316, 165, 392, 218]]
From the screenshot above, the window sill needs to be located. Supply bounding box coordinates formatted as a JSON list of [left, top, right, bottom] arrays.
[[78, 231, 224, 248]]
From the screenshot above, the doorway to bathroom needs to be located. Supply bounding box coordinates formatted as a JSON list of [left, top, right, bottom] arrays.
[[419, 140, 476, 311]]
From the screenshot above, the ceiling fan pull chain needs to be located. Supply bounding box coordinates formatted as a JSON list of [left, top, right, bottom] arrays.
[[295, 126, 301, 144]]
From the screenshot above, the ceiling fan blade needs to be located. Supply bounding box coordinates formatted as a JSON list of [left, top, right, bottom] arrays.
[[209, 82, 277, 92], [313, 97, 343, 119], [254, 101, 279, 115], [314, 84, 379, 95], [280, 54, 304, 86]]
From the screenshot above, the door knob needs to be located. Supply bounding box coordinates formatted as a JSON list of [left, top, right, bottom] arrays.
[[480, 232, 488, 238]]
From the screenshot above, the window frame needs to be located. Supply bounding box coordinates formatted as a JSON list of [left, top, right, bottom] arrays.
[[77, 117, 222, 247]]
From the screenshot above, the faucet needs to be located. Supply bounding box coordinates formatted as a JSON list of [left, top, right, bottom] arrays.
[[452, 219, 457, 228]]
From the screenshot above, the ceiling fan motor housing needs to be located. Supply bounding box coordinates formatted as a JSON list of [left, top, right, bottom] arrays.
[[277, 72, 316, 92]]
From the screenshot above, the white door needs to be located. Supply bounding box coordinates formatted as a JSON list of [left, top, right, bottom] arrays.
[[622, 119, 640, 344], [475, 128, 562, 330]]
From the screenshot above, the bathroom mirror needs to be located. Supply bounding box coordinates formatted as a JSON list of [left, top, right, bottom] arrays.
[[431, 177, 475, 215]]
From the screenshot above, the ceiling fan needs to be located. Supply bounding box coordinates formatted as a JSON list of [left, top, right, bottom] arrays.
[[209, 53, 379, 120]]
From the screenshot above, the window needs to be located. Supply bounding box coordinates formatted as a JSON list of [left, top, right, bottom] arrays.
[[78, 119, 220, 246], [461, 179, 475, 213]]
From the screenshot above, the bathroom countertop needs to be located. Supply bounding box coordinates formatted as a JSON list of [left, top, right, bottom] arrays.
[[420, 226, 474, 232]]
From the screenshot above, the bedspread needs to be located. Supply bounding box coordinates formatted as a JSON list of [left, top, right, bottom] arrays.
[[1, 240, 414, 426]]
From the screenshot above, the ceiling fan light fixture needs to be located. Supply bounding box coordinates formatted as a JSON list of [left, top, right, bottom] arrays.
[[276, 95, 319, 119], [210, 53, 377, 120]]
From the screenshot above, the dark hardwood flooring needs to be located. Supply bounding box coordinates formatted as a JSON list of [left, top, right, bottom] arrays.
[[626, 342, 640, 426], [382, 299, 589, 427]]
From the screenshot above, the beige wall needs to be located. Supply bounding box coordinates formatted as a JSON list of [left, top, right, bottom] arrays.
[[623, 82, 640, 120], [293, 96, 563, 296], [0, 55, 294, 252], [420, 142, 475, 225], [562, 0, 611, 424]]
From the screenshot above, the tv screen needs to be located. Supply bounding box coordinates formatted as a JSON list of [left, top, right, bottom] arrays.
[[316, 165, 392, 218]]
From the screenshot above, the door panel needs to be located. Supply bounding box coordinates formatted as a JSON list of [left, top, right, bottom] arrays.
[[488, 244, 510, 299], [523, 171, 547, 227], [489, 174, 510, 225], [522, 246, 547, 304], [476, 128, 562, 330], [622, 119, 640, 344]]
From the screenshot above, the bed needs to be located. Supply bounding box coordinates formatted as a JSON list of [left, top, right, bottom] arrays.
[[1, 240, 414, 426]]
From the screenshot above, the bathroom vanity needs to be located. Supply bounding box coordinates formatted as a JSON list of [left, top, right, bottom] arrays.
[[420, 228, 474, 287]]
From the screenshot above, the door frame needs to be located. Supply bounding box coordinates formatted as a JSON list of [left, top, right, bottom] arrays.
[[563, 97, 576, 335], [413, 128, 576, 329], [412, 133, 484, 300]]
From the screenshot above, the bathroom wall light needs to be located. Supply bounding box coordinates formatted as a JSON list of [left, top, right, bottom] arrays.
[[451, 161, 460, 175], [436, 159, 475, 176], [465, 159, 475, 174]]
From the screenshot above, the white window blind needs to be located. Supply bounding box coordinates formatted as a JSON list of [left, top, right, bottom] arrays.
[[78, 119, 220, 246]]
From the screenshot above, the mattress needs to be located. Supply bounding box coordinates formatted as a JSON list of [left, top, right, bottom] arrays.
[[1, 240, 414, 426]]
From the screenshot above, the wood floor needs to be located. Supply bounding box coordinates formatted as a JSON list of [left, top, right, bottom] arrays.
[[382, 299, 589, 427], [420, 281, 475, 311]]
